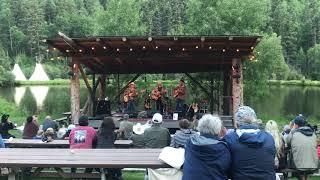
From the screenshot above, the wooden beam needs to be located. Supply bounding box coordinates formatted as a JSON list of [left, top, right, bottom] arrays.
[[232, 58, 244, 128], [78, 64, 94, 101]]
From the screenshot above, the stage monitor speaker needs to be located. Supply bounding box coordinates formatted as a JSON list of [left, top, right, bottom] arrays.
[[96, 100, 111, 115]]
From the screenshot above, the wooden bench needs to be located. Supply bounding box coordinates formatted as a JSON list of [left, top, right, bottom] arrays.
[[0, 148, 168, 180], [4, 139, 133, 148]]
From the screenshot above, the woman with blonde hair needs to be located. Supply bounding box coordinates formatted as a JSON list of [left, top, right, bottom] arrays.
[[265, 120, 285, 170]]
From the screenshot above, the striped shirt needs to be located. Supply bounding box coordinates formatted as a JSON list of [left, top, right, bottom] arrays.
[[170, 129, 197, 148]]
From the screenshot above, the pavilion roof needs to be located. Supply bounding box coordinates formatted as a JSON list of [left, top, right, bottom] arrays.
[[46, 35, 261, 74]]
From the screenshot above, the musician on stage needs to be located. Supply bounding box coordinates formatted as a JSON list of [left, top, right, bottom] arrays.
[[151, 81, 167, 114], [124, 82, 138, 113], [173, 78, 187, 112]]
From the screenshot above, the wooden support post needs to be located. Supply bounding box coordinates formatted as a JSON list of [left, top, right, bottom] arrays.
[[70, 59, 81, 124], [78, 64, 94, 101], [99, 75, 106, 100], [223, 69, 231, 115], [210, 75, 214, 114], [231, 58, 243, 127]]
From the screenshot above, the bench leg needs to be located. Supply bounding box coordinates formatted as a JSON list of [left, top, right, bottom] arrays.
[[8, 168, 17, 180], [100, 168, 106, 180]]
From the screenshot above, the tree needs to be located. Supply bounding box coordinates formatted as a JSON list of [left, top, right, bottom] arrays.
[[307, 44, 320, 79], [95, 0, 146, 35], [244, 34, 289, 101]]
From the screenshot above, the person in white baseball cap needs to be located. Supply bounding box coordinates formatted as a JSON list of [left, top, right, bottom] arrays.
[[144, 113, 170, 148]]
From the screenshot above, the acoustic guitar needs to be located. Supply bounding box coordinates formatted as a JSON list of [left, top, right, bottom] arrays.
[[151, 89, 161, 100]]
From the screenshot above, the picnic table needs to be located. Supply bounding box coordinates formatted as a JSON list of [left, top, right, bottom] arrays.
[[0, 148, 169, 180], [4, 139, 133, 148]]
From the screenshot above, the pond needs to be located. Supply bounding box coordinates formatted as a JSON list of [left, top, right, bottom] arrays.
[[0, 85, 319, 121]]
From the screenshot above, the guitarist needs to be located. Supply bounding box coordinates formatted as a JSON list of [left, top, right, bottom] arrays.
[[151, 81, 167, 114], [124, 82, 138, 113], [173, 78, 187, 112]]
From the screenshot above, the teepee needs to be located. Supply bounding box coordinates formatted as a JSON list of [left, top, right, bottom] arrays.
[[29, 63, 50, 81], [12, 64, 27, 80]]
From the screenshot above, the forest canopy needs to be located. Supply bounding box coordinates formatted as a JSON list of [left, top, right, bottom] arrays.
[[0, 0, 319, 90]]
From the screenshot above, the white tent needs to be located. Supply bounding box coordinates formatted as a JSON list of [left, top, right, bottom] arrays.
[[12, 64, 27, 81], [29, 63, 50, 81]]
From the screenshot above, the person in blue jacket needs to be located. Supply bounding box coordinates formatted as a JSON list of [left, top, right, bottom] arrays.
[[223, 106, 276, 180], [0, 134, 5, 148], [183, 114, 231, 180]]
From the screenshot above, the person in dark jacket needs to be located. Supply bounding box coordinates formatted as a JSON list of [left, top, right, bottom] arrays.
[[0, 134, 5, 148], [97, 117, 122, 179], [223, 106, 276, 180], [183, 114, 231, 180], [129, 123, 145, 148], [0, 114, 16, 139], [22, 116, 39, 139], [42, 116, 59, 132]]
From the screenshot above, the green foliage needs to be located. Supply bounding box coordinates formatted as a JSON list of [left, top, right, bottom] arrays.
[[244, 34, 288, 101], [307, 44, 320, 79], [95, 0, 146, 36]]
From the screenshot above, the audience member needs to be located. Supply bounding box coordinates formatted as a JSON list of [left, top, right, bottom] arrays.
[[42, 128, 55, 142], [42, 116, 59, 133], [118, 114, 133, 140], [96, 117, 122, 179], [129, 123, 145, 148], [62, 124, 75, 140], [33, 130, 44, 140], [170, 119, 196, 148], [22, 116, 39, 139], [144, 113, 170, 148], [183, 114, 231, 180], [265, 120, 286, 170], [223, 106, 276, 180], [286, 115, 318, 180], [0, 134, 5, 148], [69, 116, 97, 173], [0, 114, 16, 139], [69, 116, 97, 149]]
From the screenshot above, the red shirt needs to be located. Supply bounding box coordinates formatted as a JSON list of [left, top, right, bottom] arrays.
[[69, 126, 97, 149]]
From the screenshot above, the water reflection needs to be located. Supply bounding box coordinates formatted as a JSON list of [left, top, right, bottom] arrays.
[[14, 87, 26, 106], [29, 86, 49, 109]]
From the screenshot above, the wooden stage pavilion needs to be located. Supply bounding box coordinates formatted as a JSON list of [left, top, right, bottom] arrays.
[[46, 34, 261, 127]]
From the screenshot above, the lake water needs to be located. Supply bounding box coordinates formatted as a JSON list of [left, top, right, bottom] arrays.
[[0, 85, 319, 121]]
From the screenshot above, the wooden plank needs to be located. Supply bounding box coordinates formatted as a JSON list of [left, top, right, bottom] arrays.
[[0, 148, 168, 169], [4, 139, 132, 148]]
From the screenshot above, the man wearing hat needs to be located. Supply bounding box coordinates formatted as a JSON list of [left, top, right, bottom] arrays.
[[118, 114, 133, 140], [129, 123, 145, 148], [286, 115, 318, 180], [173, 78, 187, 112], [144, 113, 171, 148], [223, 106, 276, 180]]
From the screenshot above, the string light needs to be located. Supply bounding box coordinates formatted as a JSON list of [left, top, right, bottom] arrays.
[[209, 46, 212, 49], [169, 48, 171, 51], [91, 47, 95, 50], [222, 49, 226, 52], [251, 47, 254, 50], [195, 46, 199, 49], [79, 49, 83, 52], [103, 46, 107, 49], [182, 48, 186, 51], [130, 48, 133, 51], [142, 46, 146, 50], [116, 48, 120, 52], [66, 49, 70, 53], [236, 49, 239, 52], [155, 46, 159, 49]]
